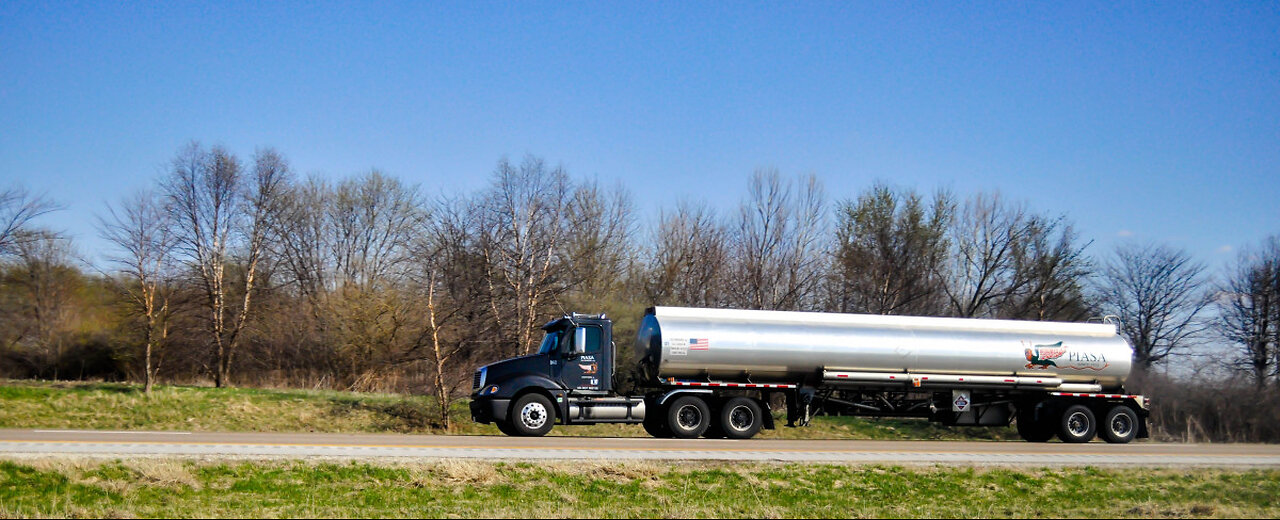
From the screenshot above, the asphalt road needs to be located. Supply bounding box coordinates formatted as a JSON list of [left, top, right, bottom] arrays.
[[2, 429, 1278, 466]]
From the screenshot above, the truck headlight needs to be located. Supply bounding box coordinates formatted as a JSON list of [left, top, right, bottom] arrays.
[[481, 385, 500, 396]]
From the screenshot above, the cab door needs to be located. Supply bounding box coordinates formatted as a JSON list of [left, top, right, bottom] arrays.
[[557, 325, 607, 393]]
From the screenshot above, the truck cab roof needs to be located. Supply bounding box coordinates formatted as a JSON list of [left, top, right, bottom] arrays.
[[540, 312, 608, 331]]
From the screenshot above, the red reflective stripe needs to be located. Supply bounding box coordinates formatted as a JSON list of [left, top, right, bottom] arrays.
[[1049, 392, 1143, 400], [838, 374, 848, 378]]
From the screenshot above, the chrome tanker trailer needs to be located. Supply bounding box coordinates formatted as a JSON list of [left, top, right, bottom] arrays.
[[470, 306, 1148, 443]]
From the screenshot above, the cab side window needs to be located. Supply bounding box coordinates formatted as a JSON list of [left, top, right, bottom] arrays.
[[581, 326, 602, 354]]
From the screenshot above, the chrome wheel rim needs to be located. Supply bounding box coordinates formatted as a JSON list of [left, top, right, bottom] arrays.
[[728, 405, 754, 432], [676, 404, 702, 430], [520, 402, 547, 429], [1110, 413, 1132, 437], [1067, 411, 1091, 437]]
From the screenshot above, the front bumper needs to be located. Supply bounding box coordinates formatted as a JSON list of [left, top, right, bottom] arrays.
[[469, 397, 511, 424]]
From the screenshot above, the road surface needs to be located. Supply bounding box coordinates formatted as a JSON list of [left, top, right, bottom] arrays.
[[3, 429, 1278, 466]]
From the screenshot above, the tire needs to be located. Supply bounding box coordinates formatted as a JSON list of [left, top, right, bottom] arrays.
[[1057, 404, 1097, 443], [642, 402, 673, 438], [1100, 405, 1139, 444], [718, 397, 763, 440], [666, 395, 711, 439], [1016, 410, 1055, 443], [495, 420, 520, 437], [508, 393, 556, 437]]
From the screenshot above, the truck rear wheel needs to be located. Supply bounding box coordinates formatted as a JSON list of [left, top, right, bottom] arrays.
[[719, 397, 763, 439], [642, 401, 672, 438], [1100, 405, 1139, 444], [1057, 404, 1097, 443], [509, 393, 555, 437], [1015, 411, 1054, 443], [666, 395, 711, 439]]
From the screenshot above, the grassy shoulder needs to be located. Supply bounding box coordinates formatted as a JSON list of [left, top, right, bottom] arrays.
[[0, 379, 1015, 440], [1, 457, 1276, 518]]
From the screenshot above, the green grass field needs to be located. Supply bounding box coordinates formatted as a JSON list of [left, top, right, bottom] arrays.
[[0, 380, 1016, 440], [0, 458, 1275, 518]]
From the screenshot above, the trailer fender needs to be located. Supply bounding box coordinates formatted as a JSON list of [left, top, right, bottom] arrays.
[[657, 388, 714, 406]]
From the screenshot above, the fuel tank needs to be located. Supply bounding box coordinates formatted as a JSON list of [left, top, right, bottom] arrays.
[[635, 306, 1134, 391]]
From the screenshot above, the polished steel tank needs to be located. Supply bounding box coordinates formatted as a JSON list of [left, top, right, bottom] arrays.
[[635, 306, 1134, 391]]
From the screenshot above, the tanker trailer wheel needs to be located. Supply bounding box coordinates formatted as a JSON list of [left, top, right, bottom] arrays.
[[718, 397, 763, 440], [1057, 404, 1098, 443], [666, 395, 711, 439], [1015, 411, 1055, 443], [509, 393, 555, 437], [1100, 405, 1139, 444]]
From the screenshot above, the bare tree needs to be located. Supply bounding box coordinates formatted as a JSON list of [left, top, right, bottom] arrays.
[[413, 198, 493, 429], [828, 183, 952, 315], [1001, 216, 1093, 321], [267, 175, 332, 309], [645, 200, 730, 307], [165, 143, 239, 386], [564, 180, 636, 298], [2, 233, 78, 378], [98, 190, 178, 393], [729, 169, 827, 311], [329, 171, 424, 290], [1097, 242, 1210, 371], [0, 186, 59, 257], [1216, 237, 1280, 388], [943, 192, 1036, 318], [477, 156, 572, 355], [223, 148, 290, 386], [164, 143, 288, 387]]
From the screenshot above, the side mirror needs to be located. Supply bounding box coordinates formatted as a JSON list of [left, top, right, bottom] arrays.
[[573, 327, 587, 355]]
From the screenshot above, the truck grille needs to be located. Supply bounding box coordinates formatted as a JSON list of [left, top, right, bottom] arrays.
[[472, 369, 484, 390]]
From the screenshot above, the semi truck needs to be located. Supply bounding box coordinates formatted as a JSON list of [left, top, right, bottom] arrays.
[[469, 306, 1148, 443]]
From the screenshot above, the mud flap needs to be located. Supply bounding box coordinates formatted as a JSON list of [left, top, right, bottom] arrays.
[[762, 398, 776, 430], [786, 387, 815, 427]]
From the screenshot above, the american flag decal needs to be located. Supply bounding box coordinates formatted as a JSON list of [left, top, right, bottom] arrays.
[[689, 338, 710, 350]]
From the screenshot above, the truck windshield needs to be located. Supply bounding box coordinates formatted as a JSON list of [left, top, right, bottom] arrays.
[[536, 331, 562, 355]]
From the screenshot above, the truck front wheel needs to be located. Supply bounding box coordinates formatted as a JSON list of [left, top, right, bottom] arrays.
[[666, 396, 711, 439], [509, 393, 555, 437], [1057, 404, 1098, 443], [495, 420, 519, 437]]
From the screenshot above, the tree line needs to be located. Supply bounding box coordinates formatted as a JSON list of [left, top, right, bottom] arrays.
[[1, 143, 1277, 435]]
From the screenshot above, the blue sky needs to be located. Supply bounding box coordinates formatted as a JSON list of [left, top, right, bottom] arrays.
[[2, 1, 1277, 270]]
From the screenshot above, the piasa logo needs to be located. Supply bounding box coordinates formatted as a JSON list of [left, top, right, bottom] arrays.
[[1024, 341, 1110, 371]]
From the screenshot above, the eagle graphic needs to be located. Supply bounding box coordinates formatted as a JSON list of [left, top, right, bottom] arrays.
[[1025, 342, 1067, 369]]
